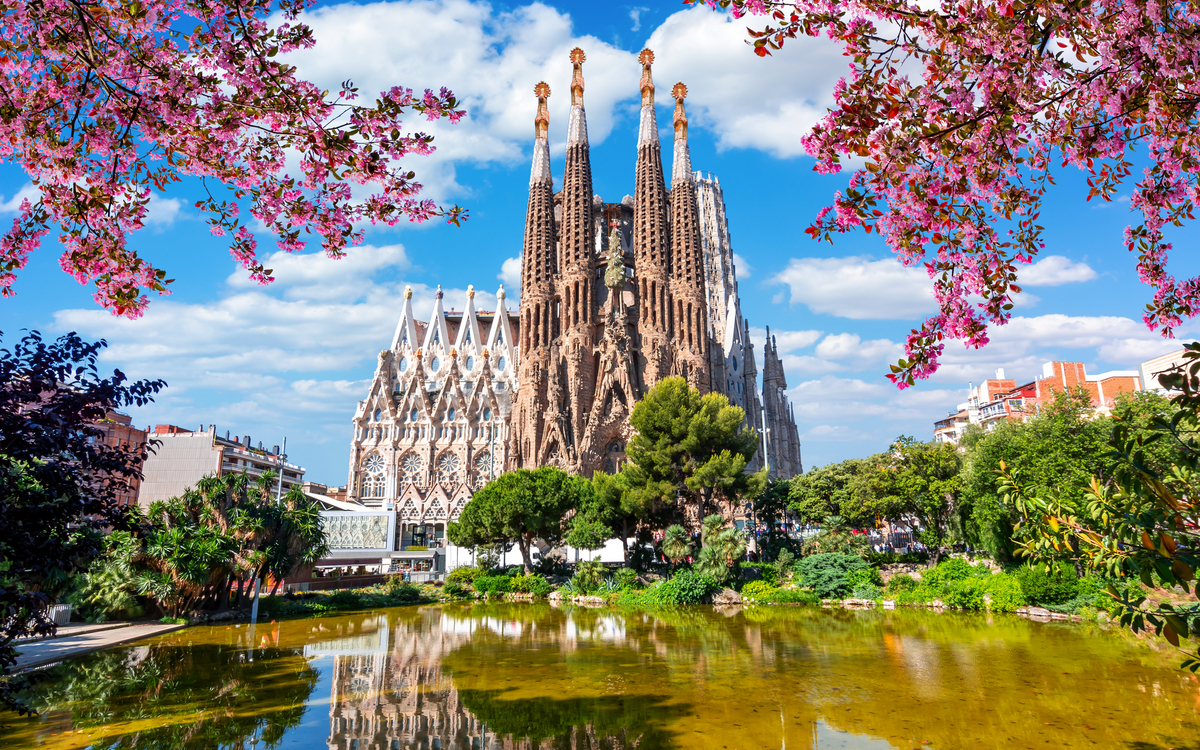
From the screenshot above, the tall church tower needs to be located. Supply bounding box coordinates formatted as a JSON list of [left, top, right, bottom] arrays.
[[559, 48, 597, 457], [633, 49, 672, 385], [510, 81, 557, 469], [667, 82, 710, 392]]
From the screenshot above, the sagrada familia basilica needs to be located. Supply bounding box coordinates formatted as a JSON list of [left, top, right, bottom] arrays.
[[344, 49, 801, 534]]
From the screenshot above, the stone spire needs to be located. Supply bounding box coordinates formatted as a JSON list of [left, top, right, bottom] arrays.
[[559, 47, 597, 465], [633, 48, 672, 384], [667, 81, 709, 391], [512, 81, 559, 470]]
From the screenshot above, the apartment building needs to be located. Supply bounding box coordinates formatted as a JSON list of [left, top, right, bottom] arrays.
[[138, 424, 305, 507], [933, 361, 1144, 445]]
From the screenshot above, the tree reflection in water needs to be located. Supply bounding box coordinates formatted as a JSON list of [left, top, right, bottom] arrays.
[[4, 604, 1198, 749]]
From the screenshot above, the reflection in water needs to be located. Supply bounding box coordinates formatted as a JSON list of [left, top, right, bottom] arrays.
[[4, 604, 1199, 749]]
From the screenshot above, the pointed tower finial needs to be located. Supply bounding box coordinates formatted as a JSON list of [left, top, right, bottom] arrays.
[[404, 285, 413, 299], [570, 47, 586, 106], [436, 284, 444, 300], [672, 82, 688, 139], [638, 49, 655, 108], [467, 284, 475, 299], [534, 81, 550, 139]]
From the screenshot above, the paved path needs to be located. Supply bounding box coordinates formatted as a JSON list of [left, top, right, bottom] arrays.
[[13, 623, 189, 670]]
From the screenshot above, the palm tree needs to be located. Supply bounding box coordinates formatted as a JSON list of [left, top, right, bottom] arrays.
[[697, 514, 747, 586], [661, 525, 693, 573]]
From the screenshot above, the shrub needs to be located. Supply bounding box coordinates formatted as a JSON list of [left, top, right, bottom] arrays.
[[796, 553, 869, 599], [849, 583, 883, 600], [984, 575, 1025, 612], [510, 574, 552, 597], [944, 578, 988, 610], [573, 559, 607, 593], [894, 585, 939, 605], [613, 568, 639, 590], [922, 558, 978, 588], [739, 562, 779, 586], [473, 575, 513, 596], [846, 567, 883, 589], [443, 581, 469, 598], [740, 580, 776, 600], [447, 565, 486, 586], [385, 580, 422, 604], [775, 548, 796, 582], [652, 569, 718, 605], [866, 550, 928, 565], [326, 590, 363, 610], [1013, 563, 1079, 605], [885, 574, 920, 594]]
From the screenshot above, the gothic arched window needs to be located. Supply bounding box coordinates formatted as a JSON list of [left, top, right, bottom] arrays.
[[605, 440, 626, 475], [473, 452, 493, 488], [361, 454, 386, 498], [437, 453, 462, 485], [398, 453, 423, 486]]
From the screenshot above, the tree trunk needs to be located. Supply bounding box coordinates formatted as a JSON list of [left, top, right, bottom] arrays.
[[620, 520, 631, 566], [518, 536, 534, 574]]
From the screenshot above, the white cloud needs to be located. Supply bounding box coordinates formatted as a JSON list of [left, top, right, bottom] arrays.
[[732, 252, 752, 279], [771, 255, 935, 319], [1020, 255, 1097, 286], [52, 247, 514, 482], [645, 7, 844, 158], [0, 182, 39, 213], [145, 194, 183, 228], [749, 326, 822, 353], [814, 332, 904, 368], [499, 255, 522, 297], [629, 6, 648, 32]]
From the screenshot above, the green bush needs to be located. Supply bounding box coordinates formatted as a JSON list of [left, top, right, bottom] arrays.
[[510, 573, 552, 597], [984, 575, 1025, 612], [774, 548, 796, 582], [443, 581, 469, 598], [1013, 563, 1079, 605], [739, 562, 779, 586], [796, 553, 869, 599], [614, 568, 640, 590], [846, 567, 883, 589], [740, 580, 776, 600], [922, 558, 979, 588], [849, 583, 883, 600], [885, 573, 921, 594], [385, 580, 422, 604], [473, 575, 513, 595], [866, 550, 929, 565], [326, 590, 363, 610], [573, 559, 607, 593], [895, 585, 939, 605], [652, 569, 718, 605], [447, 565, 486, 586], [944, 578, 988, 609]]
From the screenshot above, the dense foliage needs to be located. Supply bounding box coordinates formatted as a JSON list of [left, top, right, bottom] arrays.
[[795, 553, 869, 599], [0, 330, 163, 713], [448, 466, 590, 573], [1, 0, 465, 315], [697, 0, 1200, 385]]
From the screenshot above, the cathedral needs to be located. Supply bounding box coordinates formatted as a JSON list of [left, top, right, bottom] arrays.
[[344, 48, 801, 535]]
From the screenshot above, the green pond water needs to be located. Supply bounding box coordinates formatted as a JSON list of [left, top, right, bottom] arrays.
[[3, 603, 1198, 749]]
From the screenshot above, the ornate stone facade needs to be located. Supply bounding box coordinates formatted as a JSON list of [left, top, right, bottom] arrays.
[[344, 48, 802, 526], [346, 285, 519, 539], [509, 48, 802, 479]]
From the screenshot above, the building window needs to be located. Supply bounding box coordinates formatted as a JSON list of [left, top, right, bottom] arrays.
[[398, 453, 423, 486], [473, 452, 493, 487], [399, 357, 409, 372], [362, 454, 386, 498], [497, 356, 506, 372], [447, 408, 456, 421], [373, 408, 383, 422], [410, 408, 419, 422], [431, 357, 441, 372], [437, 453, 462, 484], [483, 407, 492, 421]]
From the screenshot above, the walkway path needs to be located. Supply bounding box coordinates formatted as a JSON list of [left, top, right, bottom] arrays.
[[13, 622, 189, 670]]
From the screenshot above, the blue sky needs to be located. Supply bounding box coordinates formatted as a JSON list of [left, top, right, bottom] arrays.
[[2, 0, 1196, 485]]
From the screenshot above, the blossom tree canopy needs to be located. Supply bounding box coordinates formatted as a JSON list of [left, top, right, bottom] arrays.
[[693, 0, 1200, 387], [0, 0, 466, 317]]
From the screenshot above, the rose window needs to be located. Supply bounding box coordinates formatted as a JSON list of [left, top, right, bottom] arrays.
[[437, 453, 462, 484], [398, 453, 422, 485], [361, 454, 386, 497], [473, 452, 493, 487]]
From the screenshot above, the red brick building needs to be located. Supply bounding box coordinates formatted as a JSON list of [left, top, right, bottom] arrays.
[[95, 411, 148, 506]]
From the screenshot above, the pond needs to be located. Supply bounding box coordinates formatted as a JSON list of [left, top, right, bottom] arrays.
[[3, 603, 1198, 749]]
